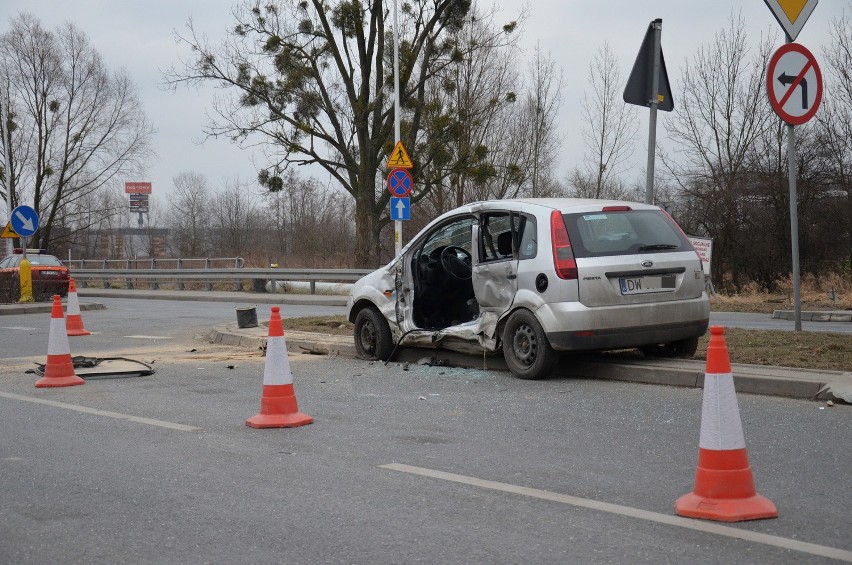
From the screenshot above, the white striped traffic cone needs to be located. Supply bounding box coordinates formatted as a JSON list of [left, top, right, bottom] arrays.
[[675, 326, 777, 521], [65, 278, 91, 336], [35, 295, 85, 388], [245, 306, 313, 428]]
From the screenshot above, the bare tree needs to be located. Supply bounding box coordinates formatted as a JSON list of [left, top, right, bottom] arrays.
[[210, 177, 261, 257], [664, 13, 776, 288], [523, 43, 563, 198], [165, 171, 212, 256], [261, 170, 355, 265], [415, 6, 524, 214], [569, 42, 637, 199], [0, 13, 154, 249], [821, 12, 852, 269]]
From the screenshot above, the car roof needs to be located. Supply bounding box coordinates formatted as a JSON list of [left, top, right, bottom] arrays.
[[477, 197, 661, 213]]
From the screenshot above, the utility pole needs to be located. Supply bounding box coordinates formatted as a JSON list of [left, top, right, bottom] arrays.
[[1, 80, 14, 256]]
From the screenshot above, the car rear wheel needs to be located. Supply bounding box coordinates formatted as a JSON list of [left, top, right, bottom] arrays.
[[502, 309, 558, 380], [639, 336, 699, 359], [354, 306, 393, 361]]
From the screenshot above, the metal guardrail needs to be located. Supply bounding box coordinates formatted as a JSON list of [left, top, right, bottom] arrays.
[[69, 265, 374, 294]]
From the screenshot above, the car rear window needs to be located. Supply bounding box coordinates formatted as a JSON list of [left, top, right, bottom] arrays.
[[562, 210, 691, 258], [30, 255, 63, 266]]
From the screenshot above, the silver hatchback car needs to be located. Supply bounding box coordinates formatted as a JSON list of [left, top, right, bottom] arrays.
[[346, 198, 710, 379]]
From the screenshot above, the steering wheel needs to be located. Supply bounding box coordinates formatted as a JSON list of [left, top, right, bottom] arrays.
[[440, 246, 473, 280]]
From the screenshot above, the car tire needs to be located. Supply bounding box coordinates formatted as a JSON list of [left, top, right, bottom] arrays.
[[640, 336, 699, 359], [502, 309, 558, 380], [354, 306, 393, 362]]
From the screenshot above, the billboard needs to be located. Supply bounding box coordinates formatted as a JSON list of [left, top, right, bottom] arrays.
[[125, 182, 152, 194]]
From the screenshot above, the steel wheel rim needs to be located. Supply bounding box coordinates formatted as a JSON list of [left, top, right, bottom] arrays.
[[359, 320, 377, 355], [512, 323, 537, 367]]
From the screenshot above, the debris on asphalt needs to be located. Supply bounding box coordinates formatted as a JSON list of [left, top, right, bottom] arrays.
[[816, 378, 852, 404], [33, 356, 155, 379]]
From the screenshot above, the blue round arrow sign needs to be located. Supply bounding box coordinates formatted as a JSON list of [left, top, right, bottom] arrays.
[[387, 168, 413, 198], [11, 205, 39, 237]]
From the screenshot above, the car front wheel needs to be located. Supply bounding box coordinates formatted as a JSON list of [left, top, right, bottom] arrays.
[[502, 309, 558, 380], [354, 306, 393, 361]]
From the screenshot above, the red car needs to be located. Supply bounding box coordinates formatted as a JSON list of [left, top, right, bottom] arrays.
[[0, 248, 71, 299]]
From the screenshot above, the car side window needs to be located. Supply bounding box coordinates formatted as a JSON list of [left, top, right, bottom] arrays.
[[479, 213, 514, 263], [479, 213, 537, 263], [419, 216, 476, 259], [516, 214, 537, 259]]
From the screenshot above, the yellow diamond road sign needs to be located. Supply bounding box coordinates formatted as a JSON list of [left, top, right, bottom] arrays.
[[1, 221, 18, 239], [764, 0, 818, 41]]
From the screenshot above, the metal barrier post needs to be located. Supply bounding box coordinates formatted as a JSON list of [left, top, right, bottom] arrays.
[[102, 259, 109, 289], [234, 257, 242, 292], [150, 257, 159, 290], [78, 261, 88, 288], [125, 259, 134, 289], [177, 258, 185, 290], [205, 258, 212, 291]]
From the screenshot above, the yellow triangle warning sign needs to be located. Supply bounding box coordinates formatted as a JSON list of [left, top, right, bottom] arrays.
[[1, 222, 18, 239], [386, 140, 413, 169]]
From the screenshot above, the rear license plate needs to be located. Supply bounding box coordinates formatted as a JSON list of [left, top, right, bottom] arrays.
[[619, 274, 676, 295], [40, 270, 59, 277]]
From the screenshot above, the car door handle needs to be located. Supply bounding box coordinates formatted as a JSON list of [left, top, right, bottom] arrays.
[[506, 274, 517, 280]]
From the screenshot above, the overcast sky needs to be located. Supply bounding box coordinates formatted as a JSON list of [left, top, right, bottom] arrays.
[[1, 1, 845, 205]]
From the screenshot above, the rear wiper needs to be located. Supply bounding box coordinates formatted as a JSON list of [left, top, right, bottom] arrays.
[[638, 243, 679, 251]]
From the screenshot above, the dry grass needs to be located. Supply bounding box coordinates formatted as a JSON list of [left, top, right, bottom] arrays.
[[711, 273, 852, 313], [697, 328, 851, 371]]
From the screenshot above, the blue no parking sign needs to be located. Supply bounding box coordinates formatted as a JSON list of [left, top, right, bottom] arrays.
[[387, 168, 413, 198]]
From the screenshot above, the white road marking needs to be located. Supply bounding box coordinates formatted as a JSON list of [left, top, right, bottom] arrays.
[[124, 335, 171, 339], [0, 326, 37, 331], [380, 463, 852, 563], [0, 391, 201, 432]]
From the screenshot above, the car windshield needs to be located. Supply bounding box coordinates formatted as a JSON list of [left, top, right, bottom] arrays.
[[563, 210, 690, 258]]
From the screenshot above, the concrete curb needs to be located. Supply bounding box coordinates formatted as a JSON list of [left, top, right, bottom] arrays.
[[772, 309, 852, 322], [76, 288, 347, 306], [0, 302, 106, 316], [208, 324, 851, 403]]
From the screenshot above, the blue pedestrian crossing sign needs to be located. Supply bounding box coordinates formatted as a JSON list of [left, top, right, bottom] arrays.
[[390, 197, 410, 221], [11, 205, 39, 237]]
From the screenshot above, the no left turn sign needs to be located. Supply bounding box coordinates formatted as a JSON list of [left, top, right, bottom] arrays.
[[766, 42, 822, 125]]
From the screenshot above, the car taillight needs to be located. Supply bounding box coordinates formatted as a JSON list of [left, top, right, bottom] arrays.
[[602, 206, 631, 212], [550, 210, 577, 280]]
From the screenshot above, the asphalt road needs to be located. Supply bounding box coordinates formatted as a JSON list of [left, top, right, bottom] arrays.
[[1, 312, 850, 564], [0, 298, 344, 359]]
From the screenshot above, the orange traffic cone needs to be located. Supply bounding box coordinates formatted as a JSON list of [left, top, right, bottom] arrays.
[[245, 306, 313, 428], [675, 326, 777, 522], [65, 278, 91, 336], [35, 295, 85, 388]]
